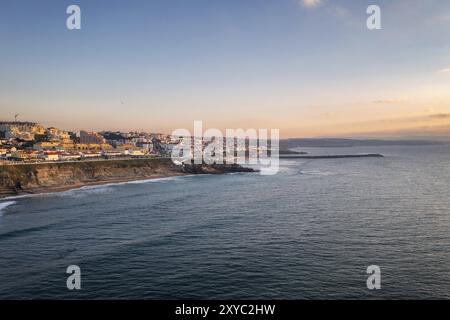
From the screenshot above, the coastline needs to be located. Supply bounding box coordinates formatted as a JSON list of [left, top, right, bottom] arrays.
[[0, 172, 188, 200], [0, 159, 255, 200], [279, 153, 384, 159]]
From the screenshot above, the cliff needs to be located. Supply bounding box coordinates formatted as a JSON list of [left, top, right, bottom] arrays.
[[0, 159, 254, 198]]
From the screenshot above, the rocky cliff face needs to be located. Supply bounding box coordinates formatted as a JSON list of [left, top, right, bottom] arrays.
[[0, 159, 254, 198]]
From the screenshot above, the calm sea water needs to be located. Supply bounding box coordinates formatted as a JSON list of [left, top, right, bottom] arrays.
[[1, 145, 450, 299]]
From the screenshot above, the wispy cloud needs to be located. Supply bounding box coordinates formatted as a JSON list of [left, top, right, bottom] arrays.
[[373, 99, 407, 104], [430, 13, 450, 25], [438, 68, 450, 73], [328, 6, 350, 18], [429, 113, 450, 119], [298, 1, 352, 22], [300, 0, 322, 8]]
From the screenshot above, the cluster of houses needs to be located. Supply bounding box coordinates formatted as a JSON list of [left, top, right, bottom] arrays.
[[0, 121, 178, 163]]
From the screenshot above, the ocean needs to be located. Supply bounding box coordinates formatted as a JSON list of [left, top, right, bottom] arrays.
[[1, 145, 450, 299]]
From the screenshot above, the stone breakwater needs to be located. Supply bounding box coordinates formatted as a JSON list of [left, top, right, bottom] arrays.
[[0, 159, 255, 199]]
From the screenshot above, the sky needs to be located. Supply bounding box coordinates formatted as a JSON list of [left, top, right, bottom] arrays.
[[1, 0, 450, 138]]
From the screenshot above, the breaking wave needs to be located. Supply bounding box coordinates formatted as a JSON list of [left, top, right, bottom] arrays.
[[0, 201, 16, 215], [299, 170, 334, 176]]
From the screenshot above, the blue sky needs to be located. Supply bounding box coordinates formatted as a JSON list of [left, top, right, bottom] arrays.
[[1, 0, 450, 137]]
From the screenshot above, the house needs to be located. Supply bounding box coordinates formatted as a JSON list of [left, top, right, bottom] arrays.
[[34, 141, 64, 151], [58, 153, 81, 161], [79, 152, 101, 159], [129, 150, 146, 156], [38, 151, 60, 161]]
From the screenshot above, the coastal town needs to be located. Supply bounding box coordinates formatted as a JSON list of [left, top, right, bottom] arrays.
[[0, 120, 258, 199], [0, 120, 281, 165], [0, 120, 179, 164]]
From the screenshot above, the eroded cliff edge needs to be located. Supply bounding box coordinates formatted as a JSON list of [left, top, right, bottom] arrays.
[[0, 159, 254, 198]]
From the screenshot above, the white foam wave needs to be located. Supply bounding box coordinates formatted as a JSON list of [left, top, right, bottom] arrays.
[[0, 175, 196, 201], [299, 170, 333, 176], [1, 173, 241, 201], [57, 175, 192, 198], [0, 201, 16, 215]]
